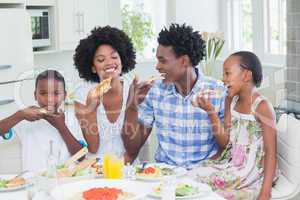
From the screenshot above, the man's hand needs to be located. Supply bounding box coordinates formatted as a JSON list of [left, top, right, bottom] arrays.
[[127, 75, 153, 108], [44, 110, 66, 130], [20, 106, 45, 121]]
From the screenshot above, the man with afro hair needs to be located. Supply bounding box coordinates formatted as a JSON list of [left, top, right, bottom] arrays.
[[123, 23, 226, 168]]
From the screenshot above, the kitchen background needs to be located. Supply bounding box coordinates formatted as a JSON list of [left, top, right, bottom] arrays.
[[0, 0, 290, 174]]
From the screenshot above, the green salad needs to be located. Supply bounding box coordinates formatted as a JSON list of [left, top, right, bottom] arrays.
[[175, 184, 199, 196], [0, 179, 9, 188], [42, 165, 91, 177], [154, 183, 199, 197]]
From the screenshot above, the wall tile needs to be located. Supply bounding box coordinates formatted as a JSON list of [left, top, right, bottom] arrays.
[[286, 0, 300, 105]]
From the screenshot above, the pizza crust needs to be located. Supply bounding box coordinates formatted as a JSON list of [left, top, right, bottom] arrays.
[[95, 77, 112, 96]]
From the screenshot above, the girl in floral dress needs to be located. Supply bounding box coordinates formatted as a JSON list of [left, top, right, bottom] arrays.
[[194, 51, 278, 200]]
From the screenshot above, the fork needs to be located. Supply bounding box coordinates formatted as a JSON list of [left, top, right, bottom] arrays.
[[13, 170, 29, 179]]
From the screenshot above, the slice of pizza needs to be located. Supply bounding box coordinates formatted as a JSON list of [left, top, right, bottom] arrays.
[[95, 77, 112, 96], [191, 89, 224, 107], [147, 74, 165, 82], [39, 106, 57, 115]]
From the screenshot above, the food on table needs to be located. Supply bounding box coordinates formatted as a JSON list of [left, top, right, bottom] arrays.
[[0, 176, 26, 188], [42, 157, 97, 178], [102, 154, 124, 179], [70, 187, 134, 200], [154, 183, 200, 197], [95, 77, 112, 96], [91, 162, 103, 176], [135, 165, 175, 178], [64, 147, 89, 168]]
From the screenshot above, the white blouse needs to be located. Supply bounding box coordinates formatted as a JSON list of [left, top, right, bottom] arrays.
[[74, 78, 131, 160]]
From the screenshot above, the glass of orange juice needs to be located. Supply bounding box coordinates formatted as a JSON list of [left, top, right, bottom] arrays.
[[108, 156, 124, 179], [103, 154, 124, 179], [103, 153, 111, 178]]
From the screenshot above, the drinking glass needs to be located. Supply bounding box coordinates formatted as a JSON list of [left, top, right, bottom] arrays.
[[102, 153, 124, 179]]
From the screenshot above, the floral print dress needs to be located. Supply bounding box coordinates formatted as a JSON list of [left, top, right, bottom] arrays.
[[197, 96, 276, 200]]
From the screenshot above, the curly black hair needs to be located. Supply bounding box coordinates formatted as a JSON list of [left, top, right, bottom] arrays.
[[157, 23, 206, 67], [73, 26, 136, 82]]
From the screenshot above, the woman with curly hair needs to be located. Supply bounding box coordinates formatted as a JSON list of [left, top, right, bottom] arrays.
[[73, 26, 139, 163]]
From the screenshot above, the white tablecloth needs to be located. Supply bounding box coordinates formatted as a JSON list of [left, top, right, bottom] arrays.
[[0, 175, 225, 200]]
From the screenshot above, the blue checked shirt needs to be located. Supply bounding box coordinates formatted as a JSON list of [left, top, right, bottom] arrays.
[[138, 69, 226, 169]]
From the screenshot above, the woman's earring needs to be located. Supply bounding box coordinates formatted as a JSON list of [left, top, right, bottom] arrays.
[[92, 67, 97, 73]]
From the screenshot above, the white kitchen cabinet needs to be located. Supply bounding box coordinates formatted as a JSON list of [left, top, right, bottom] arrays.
[[0, 80, 35, 120], [0, 0, 24, 4], [0, 9, 34, 83], [0, 9, 34, 174], [0, 80, 35, 174], [57, 0, 108, 51]]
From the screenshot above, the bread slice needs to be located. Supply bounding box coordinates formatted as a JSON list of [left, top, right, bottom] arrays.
[[64, 147, 88, 168], [95, 77, 112, 96], [147, 74, 165, 82], [6, 177, 25, 188]]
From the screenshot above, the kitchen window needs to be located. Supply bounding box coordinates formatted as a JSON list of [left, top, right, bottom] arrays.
[[121, 0, 167, 60], [221, 0, 286, 66]]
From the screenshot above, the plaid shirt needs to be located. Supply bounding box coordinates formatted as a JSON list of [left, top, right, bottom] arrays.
[[138, 69, 226, 169]]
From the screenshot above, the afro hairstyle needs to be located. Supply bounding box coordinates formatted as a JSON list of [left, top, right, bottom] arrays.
[[73, 26, 136, 82], [157, 23, 206, 67]]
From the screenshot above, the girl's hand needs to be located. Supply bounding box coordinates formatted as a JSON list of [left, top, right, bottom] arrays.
[[192, 91, 215, 114], [20, 106, 45, 121], [256, 192, 271, 200]]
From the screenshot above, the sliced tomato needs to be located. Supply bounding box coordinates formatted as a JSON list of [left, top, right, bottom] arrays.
[[83, 187, 122, 200], [143, 167, 156, 174]]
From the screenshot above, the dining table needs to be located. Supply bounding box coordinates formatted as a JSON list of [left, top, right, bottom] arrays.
[[0, 172, 226, 200]]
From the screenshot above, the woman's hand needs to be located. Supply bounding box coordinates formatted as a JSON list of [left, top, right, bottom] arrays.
[[85, 87, 104, 112]]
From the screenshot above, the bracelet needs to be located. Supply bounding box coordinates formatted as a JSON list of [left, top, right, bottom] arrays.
[[2, 128, 13, 140], [78, 139, 88, 147]]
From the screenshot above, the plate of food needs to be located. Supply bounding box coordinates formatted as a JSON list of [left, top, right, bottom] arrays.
[[149, 179, 211, 199], [134, 163, 187, 181], [40, 158, 98, 183], [51, 179, 153, 200], [40, 148, 100, 182], [0, 176, 30, 192]]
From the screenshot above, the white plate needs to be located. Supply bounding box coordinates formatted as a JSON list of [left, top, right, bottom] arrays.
[[51, 179, 154, 200], [134, 163, 187, 182], [40, 169, 95, 183], [149, 179, 212, 199], [0, 182, 31, 192]]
